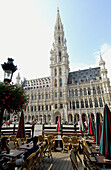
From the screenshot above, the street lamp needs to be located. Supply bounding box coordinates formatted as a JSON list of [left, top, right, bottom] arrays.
[[1, 58, 17, 83]]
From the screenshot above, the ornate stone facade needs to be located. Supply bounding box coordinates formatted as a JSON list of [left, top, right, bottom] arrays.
[[21, 8, 111, 124]]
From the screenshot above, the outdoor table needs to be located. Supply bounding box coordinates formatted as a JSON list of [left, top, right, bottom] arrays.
[[95, 155, 111, 168], [0, 149, 24, 159], [91, 144, 99, 148], [91, 148, 100, 155], [19, 143, 33, 150], [19, 142, 42, 150]]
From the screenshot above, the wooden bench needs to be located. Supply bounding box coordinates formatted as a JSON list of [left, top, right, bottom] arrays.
[[1, 124, 34, 138], [42, 124, 62, 137], [62, 126, 94, 137], [42, 124, 94, 138]]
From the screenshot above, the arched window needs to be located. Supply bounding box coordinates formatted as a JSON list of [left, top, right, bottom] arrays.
[[88, 87, 91, 95], [99, 98, 103, 107], [59, 51, 62, 62], [85, 100, 88, 108], [84, 88, 87, 95], [59, 78, 62, 87], [72, 101, 75, 110], [72, 90, 74, 97], [55, 68, 57, 76], [97, 86, 101, 94], [75, 89, 78, 96], [76, 100, 79, 108], [82, 114, 86, 121], [54, 79, 57, 87], [89, 99, 93, 108], [31, 95, 33, 100], [93, 87, 96, 94], [59, 68, 62, 76], [80, 89, 83, 96], [95, 98, 98, 107], [46, 93, 48, 99], [31, 106, 33, 112], [81, 100, 84, 108], [34, 106, 36, 111]]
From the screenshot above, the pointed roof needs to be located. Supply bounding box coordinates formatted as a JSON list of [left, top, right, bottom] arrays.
[[55, 7, 63, 30], [99, 51, 105, 66], [56, 8, 61, 24]]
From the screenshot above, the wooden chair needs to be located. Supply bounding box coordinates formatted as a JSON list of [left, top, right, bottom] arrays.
[[70, 137, 79, 150], [39, 142, 47, 168], [44, 139, 53, 163], [47, 164, 53, 170], [62, 136, 70, 152], [38, 135, 44, 143], [17, 138, 22, 148], [82, 139, 91, 153], [47, 135, 55, 151], [33, 148, 41, 170], [9, 135, 17, 142], [82, 144, 99, 169], [23, 135, 28, 144], [9, 141, 16, 150], [20, 152, 36, 170], [70, 149, 87, 170]]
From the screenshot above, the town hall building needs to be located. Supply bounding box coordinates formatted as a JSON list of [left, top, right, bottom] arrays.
[[19, 8, 111, 124]]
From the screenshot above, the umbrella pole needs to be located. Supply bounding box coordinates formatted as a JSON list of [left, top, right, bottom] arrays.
[[56, 131, 62, 152]]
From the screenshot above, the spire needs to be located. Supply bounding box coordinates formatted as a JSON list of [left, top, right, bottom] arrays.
[[56, 7, 62, 27], [99, 50, 107, 79], [54, 8, 65, 47], [99, 50, 105, 66], [16, 72, 21, 85]]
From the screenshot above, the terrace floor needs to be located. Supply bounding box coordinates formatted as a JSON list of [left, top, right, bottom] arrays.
[[38, 151, 84, 170]]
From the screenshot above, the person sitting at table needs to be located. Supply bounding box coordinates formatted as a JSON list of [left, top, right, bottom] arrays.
[[1, 137, 10, 154], [7, 136, 39, 167]]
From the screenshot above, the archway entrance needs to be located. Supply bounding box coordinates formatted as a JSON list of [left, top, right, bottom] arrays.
[[54, 112, 61, 124], [68, 114, 72, 122]]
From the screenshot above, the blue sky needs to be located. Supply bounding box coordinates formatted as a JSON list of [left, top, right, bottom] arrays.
[[0, 0, 111, 82]]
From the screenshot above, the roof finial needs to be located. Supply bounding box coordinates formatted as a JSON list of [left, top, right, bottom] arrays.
[[99, 49, 103, 62], [57, 7, 59, 12]]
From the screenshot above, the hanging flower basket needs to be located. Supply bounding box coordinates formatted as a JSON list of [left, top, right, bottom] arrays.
[[0, 82, 29, 113]]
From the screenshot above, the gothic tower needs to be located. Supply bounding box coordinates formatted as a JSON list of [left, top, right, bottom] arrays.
[[50, 8, 70, 121]]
